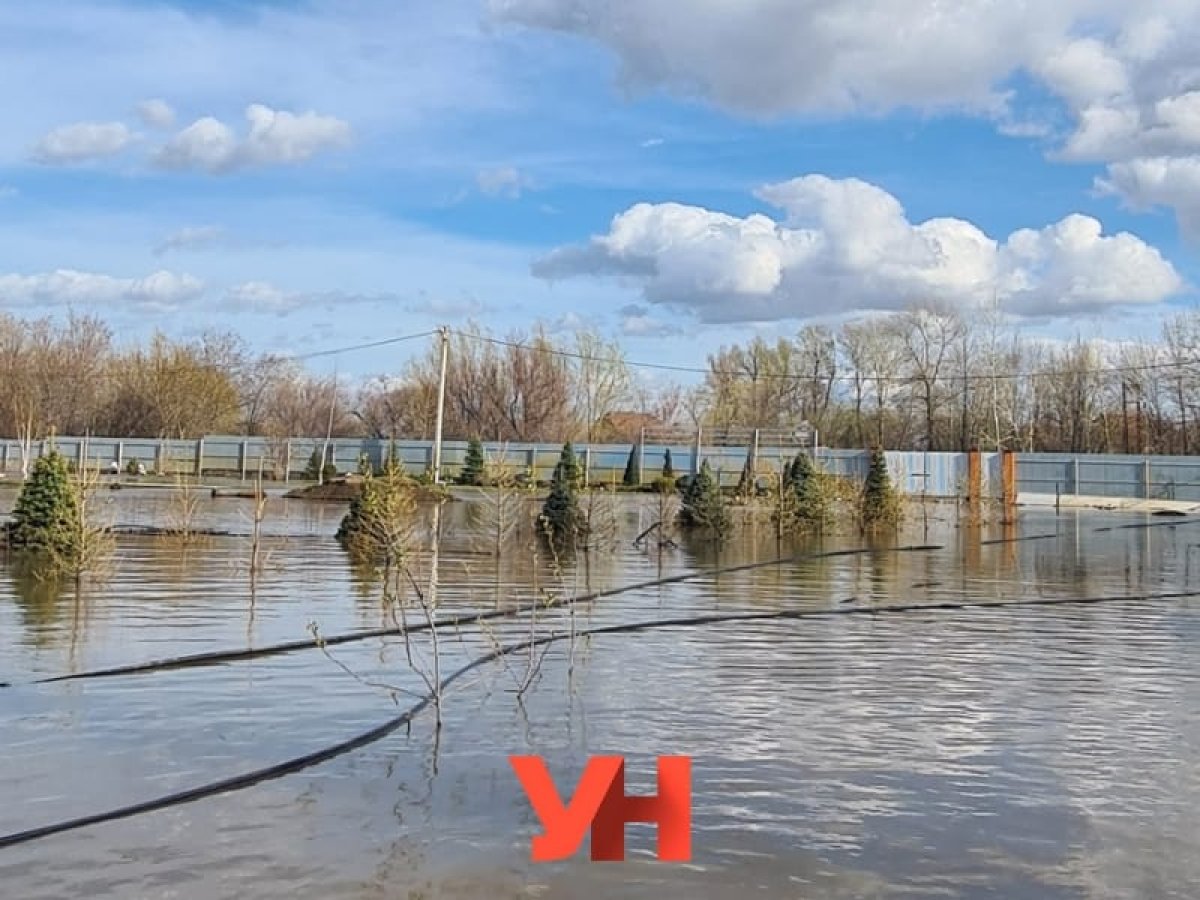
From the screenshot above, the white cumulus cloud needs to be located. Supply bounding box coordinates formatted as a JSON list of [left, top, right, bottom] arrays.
[[489, 0, 1101, 115], [492, 2, 1200, 240], [153, 104, 351, 174], [534, 175, 1183, 323], [0, 268, 204, 311], [32, 121, 134, 164], [137, 98, 176, 129], [1099, 156, 1200, 240]]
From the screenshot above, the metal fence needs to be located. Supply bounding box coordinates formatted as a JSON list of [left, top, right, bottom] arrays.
[[1016, 453, 1200, 502], [10, 432, 1199, 502], [0, 434, 1006, 499]]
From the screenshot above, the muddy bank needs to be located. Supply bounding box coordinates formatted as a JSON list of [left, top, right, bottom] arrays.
[[284, 478, 453, 503]]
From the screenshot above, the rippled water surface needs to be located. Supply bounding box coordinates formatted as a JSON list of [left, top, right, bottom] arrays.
[[3, 487, 1200, 899]]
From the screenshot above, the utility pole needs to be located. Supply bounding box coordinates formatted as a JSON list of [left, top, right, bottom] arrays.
[[432, 326, 450, 484]]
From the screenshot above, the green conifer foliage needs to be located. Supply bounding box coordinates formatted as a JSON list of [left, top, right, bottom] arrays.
[[7, 450, 81, 560], [458, 438, 486, 486], [788, 451, 831, 531], [304, 448, 337, 482], [679, 460, 731, 538], [622, 443, 640, 487], [540, 443, 586, 550], [382, 441, 405, 478], [336, 465, 414, 567], [860, 448, 902, 531]]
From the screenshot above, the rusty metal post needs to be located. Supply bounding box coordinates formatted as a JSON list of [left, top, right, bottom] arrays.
[[967, 448, 982, 510], [1002, 449, 1018, 513]]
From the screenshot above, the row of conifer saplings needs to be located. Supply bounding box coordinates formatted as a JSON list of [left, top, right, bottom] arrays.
[[450, 439, 903, 549], [0, 441, 902, 577]]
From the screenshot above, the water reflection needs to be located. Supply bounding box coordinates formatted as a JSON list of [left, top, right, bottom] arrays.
[[3, 493, 1200, 897]]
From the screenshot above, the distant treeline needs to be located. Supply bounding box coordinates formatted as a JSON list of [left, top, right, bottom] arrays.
[[3, 306, 1200, 455]]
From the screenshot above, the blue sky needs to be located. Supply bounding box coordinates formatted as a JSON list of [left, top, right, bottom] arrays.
[[1, 0, 1198, 379]]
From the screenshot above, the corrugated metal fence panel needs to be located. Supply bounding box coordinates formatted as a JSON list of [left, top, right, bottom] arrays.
[[1149, 460, 1200, 501], [29, 435, 1200, 503], [1017, 452, 1200, 501]]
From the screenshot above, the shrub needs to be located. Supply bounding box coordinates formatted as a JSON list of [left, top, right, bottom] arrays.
[[458, 437, 486, 486], [679, 460, 731, 538], [304, 448, 337, 483]]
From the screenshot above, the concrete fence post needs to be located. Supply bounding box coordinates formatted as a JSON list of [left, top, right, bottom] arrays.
[[1144, 458, 1152, 499], [240, 440, 249, 482], [116, 441, 124, 473], [1072, 458, 1080, 496], [156, 440, 165, 475], [284, 440, 292, 484], [638, 427, 646, 486], [195, 437, 204, 478], [584, 446, 592, 488], [0, 442, 7, 475]]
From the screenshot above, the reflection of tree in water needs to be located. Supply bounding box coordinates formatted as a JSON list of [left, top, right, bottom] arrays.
[[7, 561, 93, 670], [7, 560, 68, 639]]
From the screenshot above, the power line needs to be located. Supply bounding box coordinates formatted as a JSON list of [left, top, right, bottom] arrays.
[[276, 330, 438, 363], [448, 328, 1200, 386]]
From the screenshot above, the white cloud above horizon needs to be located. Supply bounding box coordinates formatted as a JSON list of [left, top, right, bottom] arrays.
[[534, 175, 1184, 323], [491, 1, 1200, 241], [153, 104, 352, 174], [136, 98, 176, 130], [0, 268, 203, 311], [32, 121, 135, 164], [476, 165, 531, 198]]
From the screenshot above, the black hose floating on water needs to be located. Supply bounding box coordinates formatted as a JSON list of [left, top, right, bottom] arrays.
[[2, 579, 1198, 851], [27, 544, 945, 687], [979, 532, 1059, 546]]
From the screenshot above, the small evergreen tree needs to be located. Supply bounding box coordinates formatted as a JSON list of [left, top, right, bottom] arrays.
[[459, 437, 486, 486], [736, 453, 755, 498], [787, 451, 831, 532], [679, 460, 731, 538], [860, 448, 902, 531], [381, 440, 405, 478], [304, 448, 337, 482], [540, 443, 586, 551], [622, 443, 640, 487], [336, 465, 414, 568], [357, 451, 374, 477], [6, 450, 82, 561], [662, 449, 676, 481]]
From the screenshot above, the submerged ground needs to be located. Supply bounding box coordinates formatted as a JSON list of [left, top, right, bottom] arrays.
[[2, 489, 1199, 899]]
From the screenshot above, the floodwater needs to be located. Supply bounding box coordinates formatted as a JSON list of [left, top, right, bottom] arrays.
[[3, 487, 1200, 899]]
